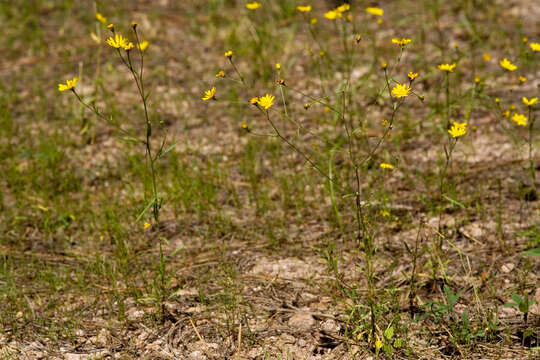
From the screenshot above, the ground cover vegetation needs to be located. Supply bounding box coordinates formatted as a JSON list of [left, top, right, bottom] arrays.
[[0, 0, 539, 358]]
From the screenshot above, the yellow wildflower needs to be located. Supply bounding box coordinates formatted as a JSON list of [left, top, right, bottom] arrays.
[[380, 210, 390, 217], [224, 50, 233, 58], [530, 43, 540, 52], [246, 2, 261, 10], [522, 97, 538, 107], [391, 83, 411, 98], [202, 86, 216, 101], [392, 38, 412, 47], [510, 104, 515, 110], [375, 338, 384, 351], [130, 21, 137, 29], [499, 58, 517, 71], [258, 94, 275, 110], [381, 60, 387, 69], [106, 33, 130, 49], [522, 36, 528, 43], [438, 63, 456, 72], [355, 34, 362, 43], [310, 17, 317, 25], [495, 98, 500, 103], [336, 3, 350, 13], [275, 63, 281, 70], [319, 50, 325, 57], [296, 5, 312, 12], [380, 163, 394, 169], [503, 110, 510, 118], [482, 53, 491, 62], [448, 121, 467, 138], [519, 76, 526, 83], [138, 40, 149, 51], [241, 122, 249, 130], [324, 10, 342, 20], [143, 222, 151, 230], [474, 76, 481, 83], [124, 42, 134, 51], [216, 70, 225, 78], [365, 7, 383, 16], [95, 12, 107, 25], [58, 76, 78, 92], [511, 113, 528, 126], [407, 72, 418, 80], [107, 23, 114, 31], [250, 97, 259, 105]]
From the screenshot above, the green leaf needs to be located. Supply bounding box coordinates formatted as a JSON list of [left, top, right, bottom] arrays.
[[504, 301, 518, 308], [521, 248, 540, 257], [442, 194, 466, 209], [511, 293, 523, 304], [157, 142, 177, 159], [384, 326, 394, 340], [135, 198, 156, 223]]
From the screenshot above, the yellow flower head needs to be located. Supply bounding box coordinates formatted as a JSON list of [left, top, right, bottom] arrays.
[[474, 76, 481, 83], [241, 122, 249, 130], [258, 94, 275, 110], [106, 33, 130, 49], [95, 12, 107, 25], [216, 70, 225, 78], [381, 60, 387, 69], [448, 121, 467, 138], [511, 113, 528, 126], [530, 42, 540, 52], [296, 5, 312, 12], [138, 40, 149, 51], [380, 163, 394, 169], [224, 50, 233, 58], [336, 3, 350, 13], [310, 17, 317, 25], [519, 76, 526, 83], [392, 38, 412, 47], [324, 10, 342, 20], [143, 222, 151, 230], [391, 83, 411, 98], [58, 76, 78, 92], [365, 7, 383, 16], [522, 97, 538, 107], [246, 2, 261, 10], [482, 53, 491, 62], [407, 72, 418, 81], [499, 58, 517, 71], [202, 86, 216, 101], [438, 63, 456, 72], [107, 23, 114, 31], [250, 97, 259, 105], [124, 42, 134, 51], [275, 63, 281, 70], [380, 210, 390, 217]]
